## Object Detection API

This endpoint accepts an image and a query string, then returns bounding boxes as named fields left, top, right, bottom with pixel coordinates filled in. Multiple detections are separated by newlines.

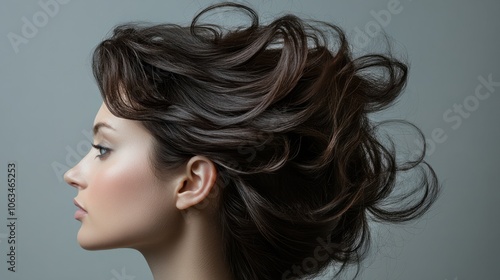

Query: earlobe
left=175, top=156, right=217, bottom=210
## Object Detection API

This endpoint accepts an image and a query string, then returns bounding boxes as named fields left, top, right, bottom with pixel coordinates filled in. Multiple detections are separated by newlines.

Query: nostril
left=67, top=180, right=83, bottom=189
left=64, top=174, right=80, bottom=189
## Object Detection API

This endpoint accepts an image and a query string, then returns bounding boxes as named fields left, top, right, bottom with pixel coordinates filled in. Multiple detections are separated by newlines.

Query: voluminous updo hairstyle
left=91, top=2, right=440, bottom=279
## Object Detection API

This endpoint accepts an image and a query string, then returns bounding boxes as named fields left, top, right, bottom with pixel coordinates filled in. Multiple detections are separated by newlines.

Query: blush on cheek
left=96, top=158, right=153, bottom=206
left=100, top=149, right=160, bottom=209
left=80, top=158, right=160, bottom=249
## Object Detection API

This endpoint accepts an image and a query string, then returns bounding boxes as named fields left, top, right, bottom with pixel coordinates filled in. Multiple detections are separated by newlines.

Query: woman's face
left=64, top=103, right=182, bottom=250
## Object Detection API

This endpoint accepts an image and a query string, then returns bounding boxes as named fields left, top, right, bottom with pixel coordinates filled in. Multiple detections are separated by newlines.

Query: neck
left=139, top=212, right=233, bottom=280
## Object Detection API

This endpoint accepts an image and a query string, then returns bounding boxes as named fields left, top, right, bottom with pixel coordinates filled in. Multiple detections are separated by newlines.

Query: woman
left=64, top=2, right=440, bottom=280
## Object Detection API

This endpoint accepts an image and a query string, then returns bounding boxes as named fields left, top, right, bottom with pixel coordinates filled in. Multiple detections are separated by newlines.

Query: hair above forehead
left=91, top=2, right=440, bottom=280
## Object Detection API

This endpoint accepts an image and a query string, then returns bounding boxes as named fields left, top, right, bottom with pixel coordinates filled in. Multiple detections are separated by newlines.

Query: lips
left=74, top=199, right=88, bottom=220
left=74, top=199, right=87, bottom=212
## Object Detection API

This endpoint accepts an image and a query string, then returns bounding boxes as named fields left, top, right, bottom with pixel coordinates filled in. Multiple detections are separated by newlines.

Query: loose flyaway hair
left=92, top=2, right=440, bottom=279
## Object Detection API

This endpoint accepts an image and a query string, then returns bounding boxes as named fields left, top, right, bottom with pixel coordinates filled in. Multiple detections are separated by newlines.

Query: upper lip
left=74, top=199, right=87, bottom=212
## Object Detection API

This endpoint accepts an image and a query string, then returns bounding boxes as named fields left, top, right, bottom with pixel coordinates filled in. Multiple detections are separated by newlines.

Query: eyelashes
left=91, top=144, right=112, bottom=159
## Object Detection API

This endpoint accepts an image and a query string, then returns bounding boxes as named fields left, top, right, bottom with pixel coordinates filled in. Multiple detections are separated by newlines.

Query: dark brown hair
left=92, top=2, right=440, bottom=279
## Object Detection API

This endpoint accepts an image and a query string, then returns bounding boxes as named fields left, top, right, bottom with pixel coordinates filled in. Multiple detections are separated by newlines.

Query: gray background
left=1, top=0, right=499, bottom=279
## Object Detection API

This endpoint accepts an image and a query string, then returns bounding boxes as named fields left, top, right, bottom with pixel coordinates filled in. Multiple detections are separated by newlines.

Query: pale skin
left=64, top=103, right=233, bottom=280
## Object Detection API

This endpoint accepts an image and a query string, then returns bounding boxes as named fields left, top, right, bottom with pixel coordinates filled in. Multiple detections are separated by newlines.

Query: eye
left=91, top=144, right=111, bottom=159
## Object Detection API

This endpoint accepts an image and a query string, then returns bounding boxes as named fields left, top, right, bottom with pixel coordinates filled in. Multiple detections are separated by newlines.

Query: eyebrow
left=93, top=122, right=116, bottom=136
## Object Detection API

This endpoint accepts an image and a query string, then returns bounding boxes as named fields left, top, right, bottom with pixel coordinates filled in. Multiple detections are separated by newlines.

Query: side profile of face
left=64, top=103, right=183, bottom=251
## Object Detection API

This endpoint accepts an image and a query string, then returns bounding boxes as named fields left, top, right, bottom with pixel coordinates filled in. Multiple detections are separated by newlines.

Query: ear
left=175, top=156, right=217, bottom=210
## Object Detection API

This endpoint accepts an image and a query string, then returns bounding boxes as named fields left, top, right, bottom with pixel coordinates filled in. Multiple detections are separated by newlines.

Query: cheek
left=86, top=152, right=176, bottom=242
left=92, top=156, right=159, bottom=220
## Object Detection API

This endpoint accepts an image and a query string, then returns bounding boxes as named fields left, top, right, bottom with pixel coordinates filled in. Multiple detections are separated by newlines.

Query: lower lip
left=74, top=209, right=87, bottom=220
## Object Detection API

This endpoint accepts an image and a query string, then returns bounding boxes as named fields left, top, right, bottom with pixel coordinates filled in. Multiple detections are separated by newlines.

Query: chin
left=77, top=229, right=146, bottom=251
left=77, top=230, right=119, bottom=251
left=77, top=236, right=109, bottom=251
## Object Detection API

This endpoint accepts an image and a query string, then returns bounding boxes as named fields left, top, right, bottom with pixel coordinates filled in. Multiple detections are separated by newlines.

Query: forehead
left=93, top=103, right=119, bottom=130
left=93, top=103, right=150, bottom=140
left=94, top=103, right=114, bottom=121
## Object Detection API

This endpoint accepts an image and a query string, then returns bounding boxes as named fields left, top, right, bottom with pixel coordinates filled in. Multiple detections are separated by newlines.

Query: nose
left=64, top=162, right=86, bottom=190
